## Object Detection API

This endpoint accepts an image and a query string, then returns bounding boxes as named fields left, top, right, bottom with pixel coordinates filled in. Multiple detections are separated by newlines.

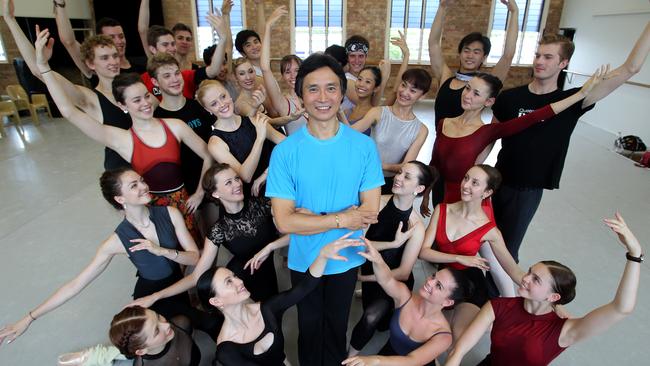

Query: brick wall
left=0, top=0, right=564, bottom=98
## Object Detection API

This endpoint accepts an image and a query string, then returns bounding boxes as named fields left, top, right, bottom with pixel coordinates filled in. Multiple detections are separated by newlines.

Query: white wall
left=560, top=0, right=650, bottom=143
left=0, top=0, right=91, bottom=19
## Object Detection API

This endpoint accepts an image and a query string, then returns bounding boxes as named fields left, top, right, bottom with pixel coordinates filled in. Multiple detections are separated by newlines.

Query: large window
left=488, top=0, right=547, bottom=65
left=194, top=0, right=245, bottom=59
left=294, top=0, right=344, bottom=59
left=387, top=0, right=439, bottom=64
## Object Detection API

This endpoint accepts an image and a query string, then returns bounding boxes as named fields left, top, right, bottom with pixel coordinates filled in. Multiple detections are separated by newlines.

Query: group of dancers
left=0, top=0, right=648, bottom=365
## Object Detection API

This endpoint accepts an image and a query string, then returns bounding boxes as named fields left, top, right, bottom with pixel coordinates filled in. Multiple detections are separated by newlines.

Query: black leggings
left=291, top=266, right=358, bottom=366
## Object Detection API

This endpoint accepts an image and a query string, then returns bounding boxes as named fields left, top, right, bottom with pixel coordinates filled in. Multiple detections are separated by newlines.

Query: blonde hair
left=195, top=79, right=227, bottom=108
left=233, top=57, right=251, bottom=71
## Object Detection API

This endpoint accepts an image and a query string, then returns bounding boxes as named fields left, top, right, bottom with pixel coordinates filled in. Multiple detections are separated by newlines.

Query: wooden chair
left=30, top=94, right=52, bottom=119
left=0, top=100, right=22, bottom=137
left=6, top=84, right=39, bottom=125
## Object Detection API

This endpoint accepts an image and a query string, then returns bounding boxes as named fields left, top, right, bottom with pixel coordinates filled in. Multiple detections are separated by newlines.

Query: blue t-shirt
left=266, top=123, right=384, bottom=274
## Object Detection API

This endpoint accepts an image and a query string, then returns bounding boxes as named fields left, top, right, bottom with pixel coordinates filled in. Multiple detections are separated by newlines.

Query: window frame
left=384, top=0, right=440, bottom=65
left=291, top=0, right=347, bottom=58
left=192, top=0, right=247, bottom=61
left=0, top=33, right=7, bottom=63
left=486, top=0, right=550, bottom=66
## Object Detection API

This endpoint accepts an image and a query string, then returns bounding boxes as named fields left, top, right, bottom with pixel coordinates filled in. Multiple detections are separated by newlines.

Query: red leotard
left=489, top=297, right=567, bottom=366
left=130, top=119, right=183, bottom=192
left=434, top=203, right=495, bottom=270
left=431, top=105, right=555, bottom=203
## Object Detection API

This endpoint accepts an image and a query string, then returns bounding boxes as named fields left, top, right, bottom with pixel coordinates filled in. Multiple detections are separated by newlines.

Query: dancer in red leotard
left=419, top=165, right=522, bottom=340
left=420, top=69, right=606, bottom=216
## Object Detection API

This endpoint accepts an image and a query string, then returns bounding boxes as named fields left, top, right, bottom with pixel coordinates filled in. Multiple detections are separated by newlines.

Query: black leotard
left=210, top=116, right=275, bottom=196
left=216, top=271, right=320, bottom=365
left=93, top=89, right=132, bottom=170
left=433, top=77, right=464, bottom=129
left=350, top=197, right=415, bottom=350
left=207, top=197, right=279, bottom=302
left=134, top=316, right=201, bottom=366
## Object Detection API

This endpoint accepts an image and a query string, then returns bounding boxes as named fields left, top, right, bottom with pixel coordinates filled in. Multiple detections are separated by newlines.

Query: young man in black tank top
left=489, top=24, right=650, bottom=294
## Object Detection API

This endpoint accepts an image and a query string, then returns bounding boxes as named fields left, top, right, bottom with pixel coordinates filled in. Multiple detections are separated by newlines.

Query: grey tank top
left=371, top=106, right=423, bottom=176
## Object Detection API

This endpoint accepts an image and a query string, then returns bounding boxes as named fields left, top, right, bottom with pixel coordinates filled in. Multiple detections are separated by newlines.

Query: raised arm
left=444, top=302, right=496, bottom=366
left=559, top=212, right=642, bottom=348
left=205, top=12, right=229, bottom=79
left=419, top=205, right=490, bottom=270
left=35, top=28, right=130, bottom=156
left=261, top=6, right=291, bottom=116
left=583, top=21, right=650, bottom=108
left=208, top=114, right=268, bottom=183
left=53, top=4, right=92, bottom=78
left=358, top=238, right=412, bottom=305
left=550, top=65, right=607, bottom=113
left=221, top=0, right=235, bottom=76
left=2, top=4, right=92, bottom=111
left=384, top=31, right=410, bottom=106
left=482, top=227, right=526, bottom=285
left=428, top=0, right=453, bottom=84
left=245, top=235, right=290, bottom=274
left=491, top=0, right=519, bottom=81
left=371, top=59, right=392, bottom=106
left=138, top=0, right=152, bottom=58
left=350, top=106, right=382, bottom=133
left=0, top=236, right=123, bottom=345
left=253, top=0, right=266, bottom=38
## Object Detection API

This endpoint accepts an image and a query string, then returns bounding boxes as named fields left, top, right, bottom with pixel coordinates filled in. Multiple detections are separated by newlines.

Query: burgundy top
left=430, top=105, right=555, bottom=203
left=490, top=297, right=567, bottom=366
left=434, top=203, right=495, bottom=270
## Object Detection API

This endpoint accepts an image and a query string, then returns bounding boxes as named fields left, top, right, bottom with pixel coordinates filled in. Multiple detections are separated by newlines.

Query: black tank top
left=363, top=197, right=413, bottom=271
left=93, top=89, right=132, bottom=170
left=433, top=77, right=465, bottom=129
left=115, top=206, right=180, bottom=280
left=211, top=116, right=275, bottom=191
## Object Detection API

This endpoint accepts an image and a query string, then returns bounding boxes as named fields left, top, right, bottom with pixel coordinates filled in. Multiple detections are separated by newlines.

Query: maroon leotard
left=430, top=105, right=555, bottom=203
left=434, top=203, right=495, bottom=270
left=130, top=119, right=183, bottom=192
left=489, top=297, right=567, bottom=366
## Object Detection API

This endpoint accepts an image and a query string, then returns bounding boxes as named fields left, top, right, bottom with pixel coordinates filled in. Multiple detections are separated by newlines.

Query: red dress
left=434, top=203, right=495, bottom=270
left=430, top=105, right=555, bottom=203
left=489, top=297, right=567, bottom=366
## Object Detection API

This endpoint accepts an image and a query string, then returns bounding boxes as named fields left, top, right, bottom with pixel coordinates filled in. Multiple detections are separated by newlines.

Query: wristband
left=28, top=311, right=36, bottom=321
left=40, top=69, right=52, bottom=74
left=626, top=252, right=644, bottom=263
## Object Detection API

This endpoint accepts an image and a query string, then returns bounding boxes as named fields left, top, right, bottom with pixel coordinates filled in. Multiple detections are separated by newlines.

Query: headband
left=346, top=42, right=369, bottom=55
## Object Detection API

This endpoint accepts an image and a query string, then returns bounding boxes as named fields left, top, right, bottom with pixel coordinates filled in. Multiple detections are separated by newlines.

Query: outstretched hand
left=244, top=244, right=273, bottom=274
left=457, top=255, right=490, bottom=271
left=319, top=232, right=364, bottom=262
left=221, top=0, right=233, bottom=16
left=267, top=6, right=288, bottom=27
left=603, top=212, right=642, bottom=256
left=390, top=30, right=409, bottom=56
left=0, top=316, right=32, bottom=346
left=392, top=221, right=416, bottom=248
left=206, top=11, right=227, bottom=38
left=34, top=25, right=55, bottom=69
left=579, top=64, right=609, bottom=96
left=501, top=0, right=519, bottom=12
left=356, top=237, right=383, bottom=264
left=125, top=294, right=158, bottom=309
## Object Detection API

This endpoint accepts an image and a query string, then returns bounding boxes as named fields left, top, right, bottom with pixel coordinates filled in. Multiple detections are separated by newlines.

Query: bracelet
left=626, top=252, right=644, bottom=263
left=335, top=214, right=340, bottom=228
left=40, top=69, right=52, bottom=74
left=173, top=250, right=179, bottom=259
left=28, top=311, right=36, bottom=321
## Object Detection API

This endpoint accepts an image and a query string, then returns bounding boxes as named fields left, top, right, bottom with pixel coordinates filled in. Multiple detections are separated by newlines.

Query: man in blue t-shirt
left=266, top=53, right=384, bottom=366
